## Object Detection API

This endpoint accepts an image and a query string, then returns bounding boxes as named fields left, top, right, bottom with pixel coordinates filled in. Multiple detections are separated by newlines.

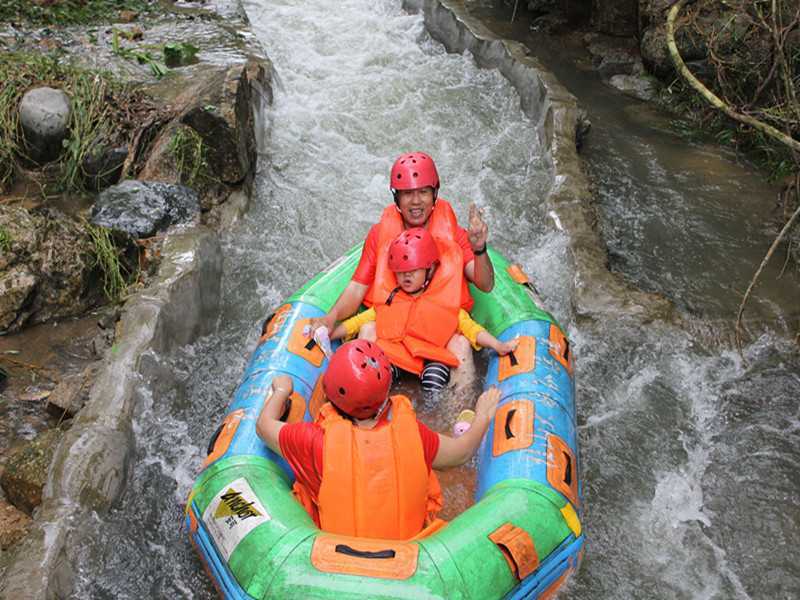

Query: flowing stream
left=70, top=1, right=800, bottom=598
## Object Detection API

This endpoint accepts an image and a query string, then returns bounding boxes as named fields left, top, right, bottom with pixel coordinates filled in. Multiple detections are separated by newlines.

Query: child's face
left=395, top=268, right=427, bottom=294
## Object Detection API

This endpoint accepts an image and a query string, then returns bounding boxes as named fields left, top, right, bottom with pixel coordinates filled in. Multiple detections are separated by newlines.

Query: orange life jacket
left=364, top=199, right=474, bottom=312
left=372, top=238, right=463, bottom=375
left=292, top=395, right=443, bottom=540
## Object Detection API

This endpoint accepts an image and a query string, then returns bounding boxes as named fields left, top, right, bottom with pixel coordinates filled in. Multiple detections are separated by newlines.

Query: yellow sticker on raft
left=203, top=477, right=270, bottom=561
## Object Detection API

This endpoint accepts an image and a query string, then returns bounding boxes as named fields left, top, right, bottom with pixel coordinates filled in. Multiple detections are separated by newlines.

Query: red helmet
left=389, top=152, right=440, bottom=191
left=387, top=227, right=439, bottom=272
left=323, top=340, right=392, bottom=419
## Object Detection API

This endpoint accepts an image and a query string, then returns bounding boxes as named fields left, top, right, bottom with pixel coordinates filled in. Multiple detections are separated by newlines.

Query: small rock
left=91, top=180, right=201, bottom=238
left=46, top=366, right=95, bottom=419
left=526, top=0, right=556, bottom=13
left=18, top=87, right=72, bottom=165
left=81, top=137, right=128, bottom=191
left=118, top=9, right=139, bottom=23
left=608, top=74, right=660, bottom=102
left=0, top=428, right=63, bottom=515
left=596, top=48, right=639, bottom=77
left=0, top=500, right=32, bottom=550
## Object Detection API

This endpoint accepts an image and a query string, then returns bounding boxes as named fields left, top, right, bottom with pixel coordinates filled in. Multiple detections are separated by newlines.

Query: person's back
left=256, top=340, right=500, bottom=540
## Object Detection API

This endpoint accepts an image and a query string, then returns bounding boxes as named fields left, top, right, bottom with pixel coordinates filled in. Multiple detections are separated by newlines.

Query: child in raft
left=256, top=340, right=501, bottom=540
left=328, top=227, right=518, bottom=393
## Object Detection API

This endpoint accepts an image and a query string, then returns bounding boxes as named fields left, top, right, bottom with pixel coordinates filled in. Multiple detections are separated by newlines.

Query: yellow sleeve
left=341, top=307, right=376, bottom=339
left=458, top=309, right=485, bottom=350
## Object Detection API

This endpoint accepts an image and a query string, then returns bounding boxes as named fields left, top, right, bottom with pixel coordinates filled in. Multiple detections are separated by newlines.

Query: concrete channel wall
left=404, top=0, right=674, bottom=323
left=1, top=1, right=669, bottom=597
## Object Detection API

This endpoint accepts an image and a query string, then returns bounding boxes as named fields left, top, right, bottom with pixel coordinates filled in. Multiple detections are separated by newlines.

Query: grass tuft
left=0, top=226, right=11, bottom=252
left=84, top=222, right=132, bottom=303
left=168, top=126, right=215, bottom=189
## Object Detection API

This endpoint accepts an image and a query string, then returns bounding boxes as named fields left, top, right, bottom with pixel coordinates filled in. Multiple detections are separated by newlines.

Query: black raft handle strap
left=504, top=408, right=517, bottom=439
left=261, top=311, right=276, bottom=335
left=335, top=544, right=396, bottom=560
left=207, top=423, right=224, bottom=455
left=508, top=350, right=519, bottom=367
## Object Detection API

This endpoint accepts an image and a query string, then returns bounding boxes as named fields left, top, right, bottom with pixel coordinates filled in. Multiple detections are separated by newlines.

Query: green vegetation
left=0, top=226, right=11, bottom=252
left=168, top=125, right=215, bottom=188
left=84, top=222, right=133, bottom=303
left=163, top=42, right=200, bottom=68
left=0, top=52, right=162, bottom=195
left=663, top=0, right=800, bottom=182
left=0, top=0, right=154, bottom=26
left=660, top=81, right=797, bottom=182
left=0, top=53, right=65, bottom=190
left=111, top=29, right=168, bottom=79
left=0, top=52, right=119, bottom=193
left=59, top=71, right=112, bottom=192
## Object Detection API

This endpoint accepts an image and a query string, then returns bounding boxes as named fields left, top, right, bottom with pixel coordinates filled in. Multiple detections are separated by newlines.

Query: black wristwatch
left=474, top=244, right=487, bottom=256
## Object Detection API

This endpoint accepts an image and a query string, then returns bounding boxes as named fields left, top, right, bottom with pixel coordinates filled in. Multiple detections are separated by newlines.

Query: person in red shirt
left=256, top=340, right=500, bottom=540
left=308, top=152, right=495, bottom=389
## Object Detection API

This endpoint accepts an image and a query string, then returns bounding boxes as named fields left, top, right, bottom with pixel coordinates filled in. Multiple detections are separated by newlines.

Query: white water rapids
left=70, top=1, right=800, bottom=598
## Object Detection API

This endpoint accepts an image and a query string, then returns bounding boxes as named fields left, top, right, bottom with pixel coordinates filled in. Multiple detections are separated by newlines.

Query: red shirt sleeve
left=455, top=226, right=475, bottom=265
left=351, top=224, right=380, bottom=285
left=278, top=422, right=325, bottom=497
left=416, top=421, right=440, bottom=472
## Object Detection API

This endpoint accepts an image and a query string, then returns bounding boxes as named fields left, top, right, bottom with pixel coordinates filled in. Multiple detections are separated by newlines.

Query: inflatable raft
left=185, top=245, right=583, bottom=599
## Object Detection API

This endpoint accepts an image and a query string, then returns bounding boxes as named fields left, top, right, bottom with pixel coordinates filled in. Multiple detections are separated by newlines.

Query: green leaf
left=149, top=60, right=168, bottom=78
left=163, top=42, right=199, bottom=67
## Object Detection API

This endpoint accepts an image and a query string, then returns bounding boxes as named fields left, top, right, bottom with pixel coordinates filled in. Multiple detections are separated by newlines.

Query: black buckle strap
left=335, top=544, right=396, bottom=560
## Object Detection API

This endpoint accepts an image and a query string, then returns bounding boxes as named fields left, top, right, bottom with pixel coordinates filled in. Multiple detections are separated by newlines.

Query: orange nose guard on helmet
left=388, top=227, right=439, bottom=272
left=322, top=340, right=393, bottom=419
left=390, top=152, right=440, bottom=192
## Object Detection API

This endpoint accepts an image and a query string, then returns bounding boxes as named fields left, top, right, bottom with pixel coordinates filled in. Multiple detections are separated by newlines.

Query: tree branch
left=667, top=0, right=800, bottom=152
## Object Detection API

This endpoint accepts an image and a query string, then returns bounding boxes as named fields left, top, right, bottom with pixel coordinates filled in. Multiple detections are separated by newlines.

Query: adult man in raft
left=256, top=340, right=501, bottom=540
left=309, top=152, right=495, bottom=384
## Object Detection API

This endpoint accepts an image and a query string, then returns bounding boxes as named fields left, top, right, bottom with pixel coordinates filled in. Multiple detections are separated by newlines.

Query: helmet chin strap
left=422, top=264, right=437, bottom=290
left=372, top=395, right=391, bottom=421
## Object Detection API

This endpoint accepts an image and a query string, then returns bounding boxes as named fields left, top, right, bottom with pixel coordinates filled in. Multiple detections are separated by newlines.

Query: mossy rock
left=0, top=428, right=63, bottom=515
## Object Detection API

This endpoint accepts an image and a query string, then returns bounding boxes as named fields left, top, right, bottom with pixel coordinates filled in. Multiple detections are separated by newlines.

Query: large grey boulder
left=18, top=87, right=71, bottom=165
left=91, top=180, right=200, bottom=238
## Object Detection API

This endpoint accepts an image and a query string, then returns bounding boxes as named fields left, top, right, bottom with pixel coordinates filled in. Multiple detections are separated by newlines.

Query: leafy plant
left=163, top=42, right=199, bottom=68
left=111, top=29, right=168, bottom=79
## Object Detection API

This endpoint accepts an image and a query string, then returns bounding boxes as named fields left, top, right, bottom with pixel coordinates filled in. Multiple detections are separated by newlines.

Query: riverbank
left=0, top=0, right=272, bottom=595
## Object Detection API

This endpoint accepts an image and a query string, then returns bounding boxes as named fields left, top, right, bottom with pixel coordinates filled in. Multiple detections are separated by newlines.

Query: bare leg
left=357, top=321, right=377, bottom=341
left=446, top=334, right=476, bottom=392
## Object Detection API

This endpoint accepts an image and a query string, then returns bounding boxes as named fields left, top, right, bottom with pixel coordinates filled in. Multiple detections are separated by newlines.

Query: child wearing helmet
left=307, top=152, right=495, bottom=387
left=328, top=228, right=517, bottom=392
left=256, top=340, right=501, bottom=540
